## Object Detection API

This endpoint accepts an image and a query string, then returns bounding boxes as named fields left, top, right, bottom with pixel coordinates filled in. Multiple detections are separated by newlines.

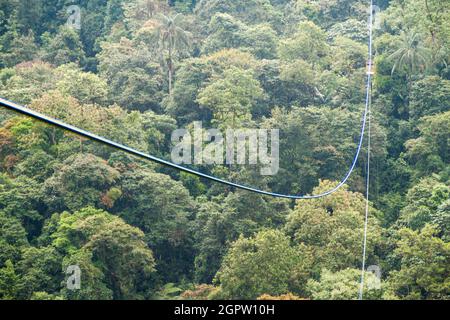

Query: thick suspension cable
left=0, top=92, right=368, bottom=200
left=0, top=2, right=374, bottom=200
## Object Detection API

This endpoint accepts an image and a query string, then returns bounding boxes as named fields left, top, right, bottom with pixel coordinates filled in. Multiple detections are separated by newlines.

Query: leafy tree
left=278, top=21, right=328, bottom=66
left=163, top=57, right=212, bottom=124
left=0, top=61, right=57, bottom=104
left=384, top=225, right=450, bottom=300
left=215, top=229, right=308, bottom=299
left=192, top=191, right=291, bottom=283
left=331, top=36, right=366, bottom=77
left=262, top=107, right=386, bottom=195
left=389, top=30, right=432, bottom=76
left=113, top=168, right=194, bottom=282
left=13, top=150, right=55, bottom=183
left=0, top=211, right=28, bottom=266
left=404, top=111, right=450, bottom=178
left=49, top=207, right=156, bottom=299
left=278, top=59, right=319, bottom=106
left=288, top=0, right=367, bottom=29
left=104, top=0, right=127, bottom=31
left=202, top=13, right=278, bottom=59
left=197, top=67, right=265, bottom=127
left=241, top=23, right=278, bottom=59
left=165, top=48, right=259, bottom=123
left=307, top=268, right=383, bottom=300
left=60, top=249, right=112, bottom=300
left=140, top=110, right=178, bottom=156
left=285, top=181, right=383, bottom=274
left=0, top=174, right=43, bottom=237
left=202, top=13, right=246, bottom=55
left=181, top=284, right=220, bottom=300
left=15, top=246, right=62, bottom=299
left=327, top=19, right=368, bottom=43
left=180, top=172, right=206, bottom=197
left=432, top=200, right=450, bottom=241
left=42, top=154, right=120, bottom=212
left=0, top=31, right=38, bottom=67
left=30, top=292, right=64, bottom=300
left=0, top=260, right=18, bottom=299
left=388, top=30, right=432, bottom=105
left=55, top=64, right=108, bottom=105
left=41, top=26, right=86, bottom=67
left=194, top=0, right=280, bottom=27
left=398, top=176, right=449, bottom=231
left=98, top=38, right=165, bottom=111
left=152, top=13, right=191, bottom=95
left=0, top=0, right=448, bottom=301
left=409, top=76, right=450, bottom=120
left=257, top=293, right=304, bottom=300
left=123, top=0, right=169, bottom=32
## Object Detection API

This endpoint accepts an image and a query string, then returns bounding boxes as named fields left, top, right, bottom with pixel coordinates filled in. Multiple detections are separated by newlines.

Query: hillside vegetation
left=0, top=0, right=449, bottom=300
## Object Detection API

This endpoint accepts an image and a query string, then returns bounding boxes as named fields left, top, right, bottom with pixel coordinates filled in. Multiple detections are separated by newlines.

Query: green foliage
left=409, top=76, right=450, bottom=120
left=15, top=246, right=62, bottom=299
left=113, top=168, right=194, bottom=282
left=180, top=172, right=206, bottom=197
left=399, top=176, right=449, bottom=231
left=404, top=111, right=450, bottom=178
left=42, top=154, right=120, bottom=212
left=0, top=0, right=448, bottom=301
left=327, top=19, right=368, bottom=43
left=98, top=38, right=165, bottom=111
left=307, top=268, right=383, bottom=300
left=215, top=229, right=305, bottom=299
left=278, top=21, right=328, bottom=65
left=52, top=207, right=156, bottom=300
left=0, top=211, right=28, bottom=266
left=263, top=107, right=386, bottom=195
left=193, top=192, right=291, bottom=283
left=0, top=31, right=38, bottom=68
left=0, top=174, right=42, bottom=236
left=0, top=260, right=18, bottom=299
left=202, top=14, right=278, bottom=59
left=197, top=67, right=265, bottom=127
left=55, top=64, right=108, bottom=105
left=154, top=282, right=184, bottom=300
left=152, top=13, right=192, bottom=95
left=0, top=61, right=57, bottom=104
left=384, top=225, right=450, bottom=300
left=285, top=181, right=383, bottom=273
left=389, top=30, right=432, bottom=77
left=41, top=26, right=86, bottom=67
left=195, top=0, right=280, bottom=27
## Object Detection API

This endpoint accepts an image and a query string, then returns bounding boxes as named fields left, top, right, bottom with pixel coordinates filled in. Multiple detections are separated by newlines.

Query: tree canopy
left=0, top=0, right=448, bottom=301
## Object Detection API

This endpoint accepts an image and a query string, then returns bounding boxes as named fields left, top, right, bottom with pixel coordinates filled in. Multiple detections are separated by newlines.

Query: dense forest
left=0, top=0, right=448, bottom=300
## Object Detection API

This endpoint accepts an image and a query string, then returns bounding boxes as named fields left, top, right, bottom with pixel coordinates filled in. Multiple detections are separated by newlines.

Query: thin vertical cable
left=358, top=0, right=374, bottom=300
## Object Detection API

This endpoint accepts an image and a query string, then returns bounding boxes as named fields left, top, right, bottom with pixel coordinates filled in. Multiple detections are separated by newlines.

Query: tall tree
left=389, top=30, right=433, bottom=107
left=153, top=13, right=191, bottom=95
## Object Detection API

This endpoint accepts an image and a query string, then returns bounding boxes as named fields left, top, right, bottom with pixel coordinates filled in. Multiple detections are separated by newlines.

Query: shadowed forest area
left=0, top=0, right=448, bottom=300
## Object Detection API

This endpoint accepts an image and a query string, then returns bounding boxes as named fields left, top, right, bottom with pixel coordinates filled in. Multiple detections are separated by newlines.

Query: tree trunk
left=168, top=44, right=173, bottom=96
left=168, top=65, right=173, bottom=96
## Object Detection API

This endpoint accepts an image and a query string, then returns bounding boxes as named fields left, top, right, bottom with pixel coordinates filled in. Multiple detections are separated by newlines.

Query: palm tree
left=389, top=30, right=432, bottom=107
left=154, top=13, right=191, bottom=96
left=389, top=30, right=432, bottom=76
